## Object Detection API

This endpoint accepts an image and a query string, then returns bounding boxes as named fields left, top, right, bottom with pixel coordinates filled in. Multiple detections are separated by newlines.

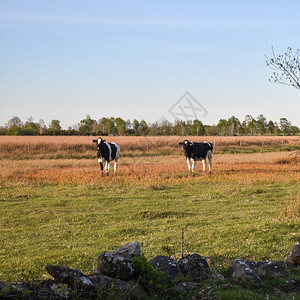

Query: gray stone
left=113, top=241, right=142, bottom=258
left=50, top=282, right=71, bottom=299
left=257, top=261, right=288, bottom=278
left=231, top=259, right=265, bottom=287
left=177, top=253, right=211, bottom=280
left=149, top=256, right=181, bottom=278
left=89, top=273, right=147, bottom=299
left=210, top=273, right=225, bottom=282
left=46, top=264, right=95, bottom=295
left=46, top=265, right=85, bottom=284
left=97, top=251, right=134, bottom=280
left=245, top=260, right=267, bottom=271
left=34, top=280, right=69, bottom=300
left=286, top=240, right=300, bottom=266
left=285, top=279, right=300, bottom=293
left=71, top=275, right=95, bottom=290
left=172, top=282, right=198, bottom=295
left=0, top=279, right=73, bottom=300
left=0, top=282, right=33, bottom=298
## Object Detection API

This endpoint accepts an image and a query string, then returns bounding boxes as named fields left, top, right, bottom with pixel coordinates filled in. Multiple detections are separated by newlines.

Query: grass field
left=0, top=136, right=299, bottom=283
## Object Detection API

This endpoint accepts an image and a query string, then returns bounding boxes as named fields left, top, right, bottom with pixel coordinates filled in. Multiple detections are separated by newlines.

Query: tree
left=6, top=116, right=23, bottom=135
left=191, top=119, right=205, bottom=135
left=97, top=117, right=116, bottom=135
left=6, top=116, right=22, bottom=128
left=0, top=126, right=6, bottom=135
left=205, top=125, right=218, bottom=136
left=267, top=120, right=276, bottom=135
left=266, top=47, right=300, bottom=89
left=173, top=120, right=187, bottom=136
left=279, top=117, right=291, bottom=136
left=133, top=119, right=140, bottom=133
left=108, top=117, right=117, bottom=135
left=48, top=119, right=61, bottom=135
left=159, top=120, right=172, bottom=135
left=115, top=117, right=127, bottom=135
left=217, top=119, right=228, bottom=136
left=243, top=115, right=257, bottom=136
left=273, top=122, right=280, bottom=135
left=125, top=119, right=133, bottom=135
left=38, top=119, right=46, bottom=135
left=290, top=125, right=300, bottom=135
left=78, top=115, right=97, bottom=135
left=98, top=117, right=109, bottom=135
left=227, top=116, right=241, bottom=136
left=139, top=120, right=149, bottom=135
left=23, top=117, right=39, bottom=135
left=256, top=114, right=267, bottom=135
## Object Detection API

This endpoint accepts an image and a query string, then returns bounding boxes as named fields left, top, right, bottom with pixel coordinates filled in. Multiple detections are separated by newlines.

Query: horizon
left=1, top=113, right=299, bottom=129
left=1, top=113, right=299, bottom=137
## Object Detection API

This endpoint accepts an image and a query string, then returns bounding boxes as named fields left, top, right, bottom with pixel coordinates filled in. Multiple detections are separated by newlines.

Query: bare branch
left=266, top=47, right=300, bottom=89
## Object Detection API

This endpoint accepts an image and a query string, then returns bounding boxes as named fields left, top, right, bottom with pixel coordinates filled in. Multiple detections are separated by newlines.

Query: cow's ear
left=92, top=140, right=97, bottom=143
left=103, top=140, right=106, bottom=143
left=190, top=143, right=193, bottom=146
left=179, top=142, right=183, bottom=145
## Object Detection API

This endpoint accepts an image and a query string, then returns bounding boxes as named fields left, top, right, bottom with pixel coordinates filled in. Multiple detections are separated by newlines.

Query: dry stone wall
left=1, top=240, right=300, bottom=299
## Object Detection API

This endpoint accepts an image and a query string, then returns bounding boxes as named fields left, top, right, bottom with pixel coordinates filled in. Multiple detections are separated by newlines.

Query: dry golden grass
left=1, top=135, right=298, bottom=190
left=1, top=152, right=299, bottom=188
left=0, top=135, right=299, bottom=159
left=0, top=135, right=298, bottom=145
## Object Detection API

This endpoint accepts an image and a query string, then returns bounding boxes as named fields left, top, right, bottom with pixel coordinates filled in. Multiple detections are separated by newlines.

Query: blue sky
left=1, top=0, right=299, bottom=129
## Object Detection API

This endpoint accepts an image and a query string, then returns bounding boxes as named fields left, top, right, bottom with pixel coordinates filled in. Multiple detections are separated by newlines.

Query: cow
left=179, top=140, right=213, bottom=174
left=92, top=137, right=121, bottom=175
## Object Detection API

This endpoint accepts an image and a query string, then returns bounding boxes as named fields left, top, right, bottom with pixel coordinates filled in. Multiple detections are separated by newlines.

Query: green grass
left=0, top=178, right=299, bottom=281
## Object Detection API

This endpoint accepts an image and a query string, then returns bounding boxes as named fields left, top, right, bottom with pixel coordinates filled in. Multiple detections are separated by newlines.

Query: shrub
left=131, top=254, right=171, bottom=298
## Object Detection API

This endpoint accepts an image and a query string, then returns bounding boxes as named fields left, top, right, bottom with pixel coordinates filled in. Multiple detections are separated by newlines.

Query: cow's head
left=179, top=140, right=193, bottom=154
left=92, top=137, right=106, bottom=149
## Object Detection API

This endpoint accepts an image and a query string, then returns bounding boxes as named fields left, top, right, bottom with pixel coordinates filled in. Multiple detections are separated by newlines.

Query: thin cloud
left=1, top=12, right=293, bottom=33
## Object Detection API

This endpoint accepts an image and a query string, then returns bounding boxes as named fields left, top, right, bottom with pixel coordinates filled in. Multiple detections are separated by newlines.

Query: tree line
left=0, top=115, right=299, bottom=136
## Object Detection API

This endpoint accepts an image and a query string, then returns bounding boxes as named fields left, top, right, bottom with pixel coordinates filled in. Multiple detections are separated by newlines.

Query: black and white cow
left=92, top=137, right=121, bottom=175
left=179, top=140, right=213, bottom=174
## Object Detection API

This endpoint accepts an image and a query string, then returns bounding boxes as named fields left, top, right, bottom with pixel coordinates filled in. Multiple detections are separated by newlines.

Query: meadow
left=0, top=136, right=299, bottom=282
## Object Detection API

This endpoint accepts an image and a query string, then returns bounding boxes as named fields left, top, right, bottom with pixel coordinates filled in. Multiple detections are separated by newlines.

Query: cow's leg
left=98, top=158, right=104, bottom=175
left=105, top=161, right=110, bottom=175
left=114, top=157, right=118, bottom=174
left=202, top=158, right=206, bottom=172
left=191, top=159, right=196, bottom=174
left=207, top=150, right=212, bottom=174
left=186, top=157, right=191, bottom=172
